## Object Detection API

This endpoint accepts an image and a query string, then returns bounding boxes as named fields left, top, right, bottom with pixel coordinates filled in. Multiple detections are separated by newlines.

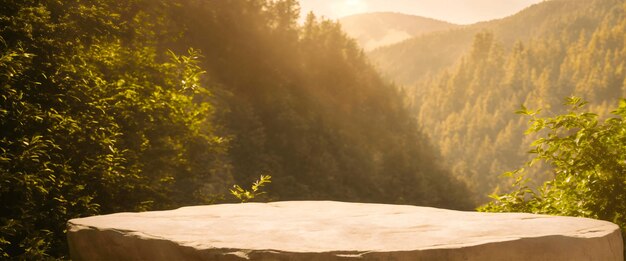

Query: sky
left=298, top=0, right=545, bottom=25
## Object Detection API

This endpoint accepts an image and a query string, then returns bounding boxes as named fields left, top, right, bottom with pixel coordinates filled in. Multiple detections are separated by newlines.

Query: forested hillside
left=0, top=0, right=471, bottom=258
left=368, top=0, right=626, bottom=201
left=339, top=12, right=458, bottom=51
left=166, top=1, right=470, bottom=207
left=368, top=0, right=597, bottom=86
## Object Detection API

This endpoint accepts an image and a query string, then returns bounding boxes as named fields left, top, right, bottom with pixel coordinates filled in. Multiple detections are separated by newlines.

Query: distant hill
left=339, top=12, right=458, bottom=51
left=368, top=0, right=598, bottom=86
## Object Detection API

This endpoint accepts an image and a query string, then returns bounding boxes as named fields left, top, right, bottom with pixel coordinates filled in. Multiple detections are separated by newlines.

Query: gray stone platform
left=67, top=201, right=623, bottom=260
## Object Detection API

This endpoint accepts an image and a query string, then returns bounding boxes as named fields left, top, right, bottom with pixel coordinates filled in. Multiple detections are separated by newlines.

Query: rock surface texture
left=67, top=201, right=623, bottom=260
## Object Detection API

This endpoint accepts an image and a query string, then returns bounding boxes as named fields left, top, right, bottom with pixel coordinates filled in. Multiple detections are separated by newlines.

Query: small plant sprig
left=230, top=175, right=272, bottom=203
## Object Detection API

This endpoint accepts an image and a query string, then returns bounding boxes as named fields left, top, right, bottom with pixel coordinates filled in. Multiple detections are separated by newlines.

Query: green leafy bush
left=480, top=97, right=626, bottom=247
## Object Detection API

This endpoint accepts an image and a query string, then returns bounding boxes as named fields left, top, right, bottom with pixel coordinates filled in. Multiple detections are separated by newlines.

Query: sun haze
left=299, top=0, right=544, bottom=24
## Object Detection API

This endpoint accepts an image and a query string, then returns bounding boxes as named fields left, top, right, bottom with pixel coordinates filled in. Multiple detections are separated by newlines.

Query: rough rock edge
left=67, top=220, right=624, bottom=261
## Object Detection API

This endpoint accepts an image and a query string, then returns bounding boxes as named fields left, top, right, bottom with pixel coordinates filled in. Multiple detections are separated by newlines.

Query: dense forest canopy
left=0, top=0, right=471, bottom=258
left=167, top=0, right=470, bottom=206
left=369, top=0, right=626, bottom=202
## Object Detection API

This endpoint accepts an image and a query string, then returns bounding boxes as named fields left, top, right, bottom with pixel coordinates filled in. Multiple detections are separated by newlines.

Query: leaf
left=515, top=104, right=528, bottom=115
left=229, top=175, right=272, bottom=203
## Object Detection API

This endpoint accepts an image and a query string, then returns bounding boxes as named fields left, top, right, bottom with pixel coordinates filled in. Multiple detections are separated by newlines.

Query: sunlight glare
left=330, top=0, right=369, bottom=18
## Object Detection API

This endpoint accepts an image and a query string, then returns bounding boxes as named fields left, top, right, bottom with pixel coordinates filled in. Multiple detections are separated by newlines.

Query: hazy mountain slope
left=339, top=12, right=458, bottom=51
left=366, top=0, right=625, bottom=202
left=166, top=2, right=473, bottom=209
left=369, top=0, right=599, bottom=86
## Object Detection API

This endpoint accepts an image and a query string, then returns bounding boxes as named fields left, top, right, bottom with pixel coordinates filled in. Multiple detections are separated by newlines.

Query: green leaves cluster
left=480, top=97, right=626, bottom=237
left=230, top=175, right=272, bottom=203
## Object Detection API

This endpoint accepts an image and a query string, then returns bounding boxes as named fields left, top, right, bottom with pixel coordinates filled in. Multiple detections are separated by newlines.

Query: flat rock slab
left=67, top=201, right=623, bottom=260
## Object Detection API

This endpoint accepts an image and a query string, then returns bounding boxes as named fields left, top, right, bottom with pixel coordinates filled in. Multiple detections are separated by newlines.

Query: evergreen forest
left=370, top=0, right=626, bottom=202
left=0, top=0, right=470, bottom=258
left=2, top=0, right=626, bottom=258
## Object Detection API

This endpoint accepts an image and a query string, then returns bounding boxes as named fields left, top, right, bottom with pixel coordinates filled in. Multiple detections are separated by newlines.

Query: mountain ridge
left=339, top=12, right=459, bottom=51
left=368, top=0, right=596, bottom=86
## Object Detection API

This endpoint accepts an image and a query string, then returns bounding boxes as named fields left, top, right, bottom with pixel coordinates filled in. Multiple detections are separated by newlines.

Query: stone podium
left=67, top=201, right=623, bottom=260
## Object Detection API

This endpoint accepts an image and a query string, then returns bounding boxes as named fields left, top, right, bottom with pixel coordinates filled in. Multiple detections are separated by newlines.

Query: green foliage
left=230, top=175, right=272, bottom=203
left=0, top=0, right=229, bottom=258
left=480, top=97, right=626, bottom=239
